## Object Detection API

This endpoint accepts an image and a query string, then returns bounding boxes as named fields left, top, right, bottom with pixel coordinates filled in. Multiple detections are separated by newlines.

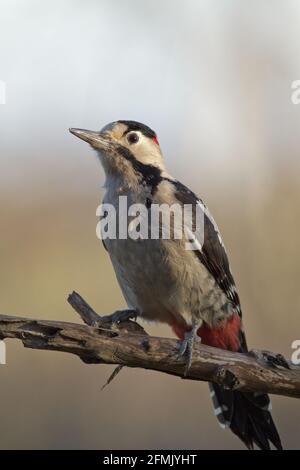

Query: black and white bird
left=70, top=120, right=282, bottom=450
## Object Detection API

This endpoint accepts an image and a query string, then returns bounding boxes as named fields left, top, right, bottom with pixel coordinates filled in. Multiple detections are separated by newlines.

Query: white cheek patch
left=132, top=139, right=164, bottom=169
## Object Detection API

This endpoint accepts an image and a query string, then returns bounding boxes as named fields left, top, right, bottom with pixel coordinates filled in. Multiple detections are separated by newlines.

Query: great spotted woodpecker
left=70, top=120, right=282, bottom=450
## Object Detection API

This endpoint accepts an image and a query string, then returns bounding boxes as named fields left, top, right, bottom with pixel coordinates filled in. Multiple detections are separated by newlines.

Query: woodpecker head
left=69, top=121, right=166, bottom=182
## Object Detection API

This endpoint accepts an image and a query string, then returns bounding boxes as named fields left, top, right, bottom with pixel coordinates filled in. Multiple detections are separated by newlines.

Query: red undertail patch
left=171, top=314, right=241, bottom=352
left=171, top=322, right=191, bottom=340
left=197, top=314, right=241, bottom=352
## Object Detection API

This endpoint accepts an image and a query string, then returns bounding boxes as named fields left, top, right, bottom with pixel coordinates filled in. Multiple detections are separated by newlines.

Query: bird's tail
left=209, top=383, right=282, bottom=450
left=198, top=317, right=282, bottom=450
left=172, top=314, right=282, bottom=449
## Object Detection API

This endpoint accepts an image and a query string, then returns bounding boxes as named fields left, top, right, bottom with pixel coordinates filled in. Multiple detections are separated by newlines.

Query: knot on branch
left=215, top=366, right=241, bottom=390
left=249, top=349, right=291, bottom=370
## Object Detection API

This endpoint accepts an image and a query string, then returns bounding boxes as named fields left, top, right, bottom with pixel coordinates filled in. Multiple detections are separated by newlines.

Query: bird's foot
left=177, top=321, right=202, bottom=376
left=101, top=309, right=137, bottom=324
left=93, top=309, right=138, bottom=328
left=250, top=349, right=290, bottom=369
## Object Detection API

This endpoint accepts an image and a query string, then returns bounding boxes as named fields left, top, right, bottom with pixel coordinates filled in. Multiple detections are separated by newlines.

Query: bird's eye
left=127, top=132, right=139, bottom=144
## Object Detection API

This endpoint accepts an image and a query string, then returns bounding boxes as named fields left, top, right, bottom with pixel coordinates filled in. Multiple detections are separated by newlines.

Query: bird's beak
left=69, top=128, right=111, bottom=149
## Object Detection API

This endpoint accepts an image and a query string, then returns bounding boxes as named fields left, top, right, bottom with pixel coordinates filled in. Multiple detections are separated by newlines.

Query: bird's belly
left=106, top=237, right=229, bottom=328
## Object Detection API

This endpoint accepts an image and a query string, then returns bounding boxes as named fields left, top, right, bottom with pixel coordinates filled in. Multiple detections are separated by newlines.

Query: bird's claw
left=176, top=329, right=201, bottom=376
left=99, top=309, right=137, bottom=327
left=250, top=349, right=290, bottom=369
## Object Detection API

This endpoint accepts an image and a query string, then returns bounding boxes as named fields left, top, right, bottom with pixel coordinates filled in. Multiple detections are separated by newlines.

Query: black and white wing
left=169, top=179, right=242, bottom=317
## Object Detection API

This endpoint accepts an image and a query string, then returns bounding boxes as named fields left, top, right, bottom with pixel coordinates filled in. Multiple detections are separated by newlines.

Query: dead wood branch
left=0, top=291, right=299, bottom=398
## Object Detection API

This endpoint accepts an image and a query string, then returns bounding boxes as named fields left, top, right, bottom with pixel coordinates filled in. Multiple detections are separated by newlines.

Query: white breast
left=101, top=178, right=230, bottom=329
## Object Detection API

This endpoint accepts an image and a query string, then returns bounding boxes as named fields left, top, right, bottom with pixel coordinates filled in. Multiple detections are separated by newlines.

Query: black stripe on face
left=116, top=145, right=162, bottom=194
left=118, top=120, right=156, bottom=139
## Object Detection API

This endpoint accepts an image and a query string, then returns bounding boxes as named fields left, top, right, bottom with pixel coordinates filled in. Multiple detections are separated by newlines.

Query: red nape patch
left=197, top=314, right=241, bottom=352
left=153, top=136, right=159, bottom=145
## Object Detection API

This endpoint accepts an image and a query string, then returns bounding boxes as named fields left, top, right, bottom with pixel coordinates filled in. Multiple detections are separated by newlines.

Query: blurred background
left=0, top=0, right=299, bottom=450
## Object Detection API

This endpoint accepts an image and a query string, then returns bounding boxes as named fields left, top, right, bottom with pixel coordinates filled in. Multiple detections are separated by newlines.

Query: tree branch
left=0, top=291, right=299, bottom=398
